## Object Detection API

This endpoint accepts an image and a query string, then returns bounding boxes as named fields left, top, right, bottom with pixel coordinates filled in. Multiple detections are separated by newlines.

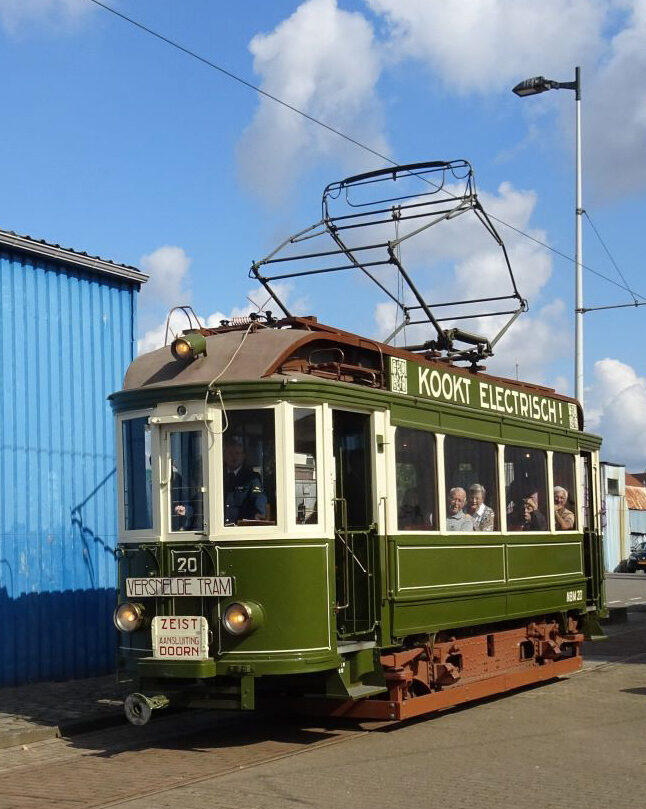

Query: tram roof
left=120, top=317, right=579, bottom=412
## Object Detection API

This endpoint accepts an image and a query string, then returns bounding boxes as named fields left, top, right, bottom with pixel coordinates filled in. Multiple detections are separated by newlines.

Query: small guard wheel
left=124, top=693, right=152, bottom=726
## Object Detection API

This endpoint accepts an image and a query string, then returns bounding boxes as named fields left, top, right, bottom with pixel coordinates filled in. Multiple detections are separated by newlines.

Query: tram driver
left=223, top=434, right=268, bottom=525
left=446, top=487, right=474, bottom=531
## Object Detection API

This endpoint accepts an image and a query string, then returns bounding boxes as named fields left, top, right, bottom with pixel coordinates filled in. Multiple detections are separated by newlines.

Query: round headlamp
left=222, top=601, right=263, bottom=637
left=171, top=331, right=207, bottom=361
left=113, top=602, right=144, bottom=633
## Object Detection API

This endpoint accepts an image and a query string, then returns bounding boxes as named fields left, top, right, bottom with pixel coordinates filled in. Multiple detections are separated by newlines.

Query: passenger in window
left=446, top=487, right=474, bottom=531
left=223, top=434, right=268, bottom=524
left=399, top=487, right=432, bottom=530
left=521, top=495, right=547, bottom=531
left=466, top=484, right=495, bottom=531
left=554, top=486, right=575, bottom=530
left=171, top=471, right=195, bottom=531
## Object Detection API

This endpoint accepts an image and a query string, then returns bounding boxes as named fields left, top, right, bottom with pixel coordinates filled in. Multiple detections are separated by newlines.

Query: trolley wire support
left=250, top=160, right=527, bottom=367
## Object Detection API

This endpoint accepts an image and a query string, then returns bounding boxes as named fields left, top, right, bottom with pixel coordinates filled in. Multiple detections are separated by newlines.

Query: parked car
left=627, top=543, right=646, bottom=573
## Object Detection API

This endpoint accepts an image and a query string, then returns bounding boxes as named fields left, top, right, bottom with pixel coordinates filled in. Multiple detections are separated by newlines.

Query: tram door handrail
left=334, top=496, right=377, bottom=639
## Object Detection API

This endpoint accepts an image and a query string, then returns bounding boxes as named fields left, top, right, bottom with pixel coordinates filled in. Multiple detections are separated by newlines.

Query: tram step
left=345, top=683, right=388, bottom=700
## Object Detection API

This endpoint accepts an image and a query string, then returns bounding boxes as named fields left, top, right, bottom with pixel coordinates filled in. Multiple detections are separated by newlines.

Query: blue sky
left=1, top=0, right=645, bottom=464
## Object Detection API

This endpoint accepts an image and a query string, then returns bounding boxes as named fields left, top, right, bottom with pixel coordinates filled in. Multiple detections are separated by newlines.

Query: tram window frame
left=504, top=446, right=549, bottom=533
left=443, top=435, right=499, bottom=533
left=291, top=406, right=321, bottom=529
left=394, top=426, right=438, bottom=533
left=120, top=413, right=154, bottom=535
left=220, top=406, right=279, bottom=531
left=552, top=451, right=578, bottom=531
left=167, top=426, right=208, bottom=535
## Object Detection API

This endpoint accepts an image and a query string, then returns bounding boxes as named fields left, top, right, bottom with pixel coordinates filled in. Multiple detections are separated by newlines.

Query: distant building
left=600, top=463, right=630, bottom=572
left=0, top=230, right=147, bottom=686
left=626, top=473, right=646, bottom=548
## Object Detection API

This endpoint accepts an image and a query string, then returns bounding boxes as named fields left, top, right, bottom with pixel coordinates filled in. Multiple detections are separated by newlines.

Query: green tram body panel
left=111, top=330, right=604, bottom=703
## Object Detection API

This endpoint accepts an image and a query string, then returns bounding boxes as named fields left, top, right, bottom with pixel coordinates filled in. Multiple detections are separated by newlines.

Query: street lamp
left=512, top=67, right=583, bottom=405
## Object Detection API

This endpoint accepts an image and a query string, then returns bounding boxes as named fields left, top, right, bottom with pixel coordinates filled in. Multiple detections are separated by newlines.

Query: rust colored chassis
left=326, top=654, right=581, bottom=721
left=301, top=621, right=584, bottom=721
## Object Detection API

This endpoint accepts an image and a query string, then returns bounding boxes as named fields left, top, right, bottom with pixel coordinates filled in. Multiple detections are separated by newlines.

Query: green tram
left=112, top=315, right=605, bottom=725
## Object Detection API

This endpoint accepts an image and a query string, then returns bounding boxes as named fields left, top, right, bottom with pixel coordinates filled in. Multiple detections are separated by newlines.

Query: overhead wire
left=87, top=0, right=644, bottom=304
left=583, top=210, right=638, bottom=304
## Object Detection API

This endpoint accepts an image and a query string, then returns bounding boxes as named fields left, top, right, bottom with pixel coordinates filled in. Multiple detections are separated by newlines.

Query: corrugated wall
left=0, top=248, right=136, bottom=685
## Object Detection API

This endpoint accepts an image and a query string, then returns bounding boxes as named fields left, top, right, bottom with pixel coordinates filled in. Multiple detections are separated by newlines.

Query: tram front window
left=223, top=410, right=276, bottom=526
left=170, top=431, right=204, bottom=532
left=122, top=417, right=152, bottom=531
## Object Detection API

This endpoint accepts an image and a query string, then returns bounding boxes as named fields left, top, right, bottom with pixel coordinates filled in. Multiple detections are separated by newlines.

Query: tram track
left=0, top=709, right=376, bottom=809
left=3, top=615, right=644, bottom=809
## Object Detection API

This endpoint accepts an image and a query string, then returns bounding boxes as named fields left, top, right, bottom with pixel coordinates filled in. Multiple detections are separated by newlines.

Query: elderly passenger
left=446, top=487, right=474, bottom=532
left=554, top=486, right=575, bottom=530
left=466, top=484, right=495, bottom=531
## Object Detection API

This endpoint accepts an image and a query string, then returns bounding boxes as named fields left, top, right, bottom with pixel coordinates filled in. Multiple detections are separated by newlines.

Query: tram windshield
left=122, top=417, right=152, bottom=531
left=223, top=409, right=276, bottom=526
left=169, top=431, right=204, bottom=532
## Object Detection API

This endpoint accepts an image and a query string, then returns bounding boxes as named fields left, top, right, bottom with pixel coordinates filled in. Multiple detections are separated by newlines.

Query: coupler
left=124, top=693, right=170, bottom=726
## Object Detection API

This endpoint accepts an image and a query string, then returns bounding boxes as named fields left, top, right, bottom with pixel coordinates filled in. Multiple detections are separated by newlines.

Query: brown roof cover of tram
left=121, top=318, right=579, bottom=412
left=123, top=328, right=308, bottom=390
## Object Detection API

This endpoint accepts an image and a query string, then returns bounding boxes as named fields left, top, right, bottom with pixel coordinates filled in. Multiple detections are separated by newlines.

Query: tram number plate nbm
left=565, top=589, right=583, bottom=603
left=152, top=616, right=209, bottom=660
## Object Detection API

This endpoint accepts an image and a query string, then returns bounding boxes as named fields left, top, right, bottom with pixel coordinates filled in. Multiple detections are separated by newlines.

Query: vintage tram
left=111, top=162, right=605, bottom=725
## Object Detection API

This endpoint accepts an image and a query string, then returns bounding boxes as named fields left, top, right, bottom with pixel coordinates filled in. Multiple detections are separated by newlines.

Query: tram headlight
left=222, top=601, right=264, bottom=637
left=170, top=331, right=207, bottom=361
left=113, top=602, right=144, bottom=633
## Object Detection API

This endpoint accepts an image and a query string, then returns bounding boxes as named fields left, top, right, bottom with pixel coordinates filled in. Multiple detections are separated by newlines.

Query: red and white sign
left=151, top=616, right=209, bottom=660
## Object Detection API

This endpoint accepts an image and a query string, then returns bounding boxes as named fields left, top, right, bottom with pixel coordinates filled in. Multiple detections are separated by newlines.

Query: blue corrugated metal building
left=0, top=230, right=147, bottom=686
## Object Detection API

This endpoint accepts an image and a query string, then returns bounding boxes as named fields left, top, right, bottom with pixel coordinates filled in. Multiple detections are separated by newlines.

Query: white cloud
left=372, top=179, right=570, bottom=388
left=139, top=246, right=192, bottom=310
left=0, top=0, right=88, bottom=32
left=586, top=0, right=646, bottom=194
left=587, top=358, right=646, bottom=466
left=237, top=0, right=388, bottom=201
left=365, top=0, right=606, bottom=94
left=137, top=281, right=305, bottom=355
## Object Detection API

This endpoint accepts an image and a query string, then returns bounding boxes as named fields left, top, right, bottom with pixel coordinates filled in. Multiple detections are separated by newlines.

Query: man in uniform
left=223, top=435, right=268, bottom=524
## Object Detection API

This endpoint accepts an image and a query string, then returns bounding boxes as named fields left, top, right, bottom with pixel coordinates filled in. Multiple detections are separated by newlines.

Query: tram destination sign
left=388, top=357, right=579, bottom=430
left=126, top=576, right=232, bottom=598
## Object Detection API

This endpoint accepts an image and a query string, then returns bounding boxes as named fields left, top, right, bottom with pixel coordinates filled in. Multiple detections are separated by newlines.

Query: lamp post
left=512, top=67, right=583, bottom=405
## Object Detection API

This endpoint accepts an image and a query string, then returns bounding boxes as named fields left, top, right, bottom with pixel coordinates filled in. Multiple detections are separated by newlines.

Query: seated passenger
left=223, top=435, right=268, bottom=524
left=554, top=486, right=575, bottom=530
left=521, top=495, right=547, bottom=531
left=446, top=487, right=474, bottom=532
left=466, top=483, right=495, bottom=531
left=399, top=487, right=424, bottom=529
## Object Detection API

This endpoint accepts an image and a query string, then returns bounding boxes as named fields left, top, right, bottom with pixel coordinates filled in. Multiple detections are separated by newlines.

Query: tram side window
left=553, top=452, right=577, bottom=530
left=122, top=417, right=152, bottom=531
left=444, top=436, right=498, bottom=532
left=223, top=410, right=276, bottom=527
left=504, top=446, right=548, bottom=532
left=294, top=408, right=318, bottom=525
left=395, top=427, right=437, bottom=531
left=170, top=431, right=204, bottom=532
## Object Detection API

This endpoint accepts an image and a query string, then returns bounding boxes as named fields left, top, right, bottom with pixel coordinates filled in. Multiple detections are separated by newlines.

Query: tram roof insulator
left=249, top=159, right=527, bottom=367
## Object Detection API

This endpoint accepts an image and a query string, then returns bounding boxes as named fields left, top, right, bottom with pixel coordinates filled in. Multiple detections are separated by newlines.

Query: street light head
left=512, top=76, right=553, bottom=97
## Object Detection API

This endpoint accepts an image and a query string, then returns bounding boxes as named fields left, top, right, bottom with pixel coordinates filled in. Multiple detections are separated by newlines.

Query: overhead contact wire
left=88, top=0, right=644, bottom=303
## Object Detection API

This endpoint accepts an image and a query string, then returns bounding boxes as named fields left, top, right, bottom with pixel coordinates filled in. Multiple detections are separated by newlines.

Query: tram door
left=332, top=410, right=377, bottom=639
left=581, top=451, right=605, bottom=610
